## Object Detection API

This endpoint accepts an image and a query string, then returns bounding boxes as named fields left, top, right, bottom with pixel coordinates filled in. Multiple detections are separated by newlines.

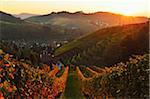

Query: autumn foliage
left=76, top=54, right=149, bottom=98
left=0, top=49, right=68, bottom=98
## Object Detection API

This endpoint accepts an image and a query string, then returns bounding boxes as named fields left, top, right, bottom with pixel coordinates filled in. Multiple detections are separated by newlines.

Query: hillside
left=0, top=11, right=22, bottom=23
left=0, top=11, right=148, bottom=42
left=0, top=11, right=81, bottom=41
left=26, top=11, right=148, bottom=36
left=54, top=22, right=149, bottom=66
left=1, top=49, right=148, bottom=98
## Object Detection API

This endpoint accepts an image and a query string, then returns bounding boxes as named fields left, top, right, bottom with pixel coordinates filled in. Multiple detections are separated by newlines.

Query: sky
left=0, top=0, right=149, bottom=17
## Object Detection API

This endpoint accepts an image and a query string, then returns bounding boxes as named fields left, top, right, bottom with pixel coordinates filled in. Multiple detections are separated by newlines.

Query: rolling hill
left=0, top=11, right=148, bottom=42
left=26, top=11, right=148, bottom=36
left=0, top=11, right=22, bottom=23
left=0, top=11, right=51, bottom=41
left=54, top=22, right=149, bottom=66
left=0, top=11, right=82, bottom=41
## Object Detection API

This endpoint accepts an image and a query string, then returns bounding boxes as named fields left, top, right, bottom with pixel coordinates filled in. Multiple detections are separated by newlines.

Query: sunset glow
left=0, top=0, right=149, bottom=17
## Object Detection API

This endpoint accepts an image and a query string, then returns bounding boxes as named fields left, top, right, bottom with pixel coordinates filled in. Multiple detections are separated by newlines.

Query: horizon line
left=1, top=10, right=149, bottom=18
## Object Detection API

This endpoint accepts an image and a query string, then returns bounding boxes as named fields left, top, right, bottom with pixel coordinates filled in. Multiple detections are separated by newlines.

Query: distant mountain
left=54, top=22, right=149, bottom=66
left=26, top=11, right=148, bottom=36
left=0, top=11, right=79, bottom=41
left=0, top=11, right=92, bottom=41
left=0, top=11, right=148, bottom=43
left=13, top=13, right=39, bottom=19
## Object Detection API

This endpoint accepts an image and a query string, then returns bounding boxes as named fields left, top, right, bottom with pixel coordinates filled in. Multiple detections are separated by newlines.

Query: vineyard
left=0, top=49, right=68, bottom=99
left=0, top=48, right=149, bottom=99
left=76, top=54, right=149, bottom=98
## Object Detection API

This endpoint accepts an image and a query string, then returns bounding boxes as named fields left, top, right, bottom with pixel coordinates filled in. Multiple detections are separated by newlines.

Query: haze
left=0, top=0, right=149, bottom=17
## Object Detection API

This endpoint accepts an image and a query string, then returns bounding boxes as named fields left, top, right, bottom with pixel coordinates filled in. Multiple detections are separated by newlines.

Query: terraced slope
left=55, top=22, right=149, bottom=66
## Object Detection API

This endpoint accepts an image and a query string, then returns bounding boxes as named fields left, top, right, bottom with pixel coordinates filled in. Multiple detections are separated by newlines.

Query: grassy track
left=63, top=70, right=85, bottom=99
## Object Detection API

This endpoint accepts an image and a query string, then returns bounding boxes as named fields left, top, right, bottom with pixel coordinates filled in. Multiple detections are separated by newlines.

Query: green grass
left=64, top=71, right=85, bottom=99
left=54, top=25, right=115, bottom=56
left=54, top=22, right=147, bottom=57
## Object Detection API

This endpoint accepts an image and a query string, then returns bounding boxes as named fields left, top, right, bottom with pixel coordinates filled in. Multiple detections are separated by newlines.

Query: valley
left=0, top=10, right=149, bottom=99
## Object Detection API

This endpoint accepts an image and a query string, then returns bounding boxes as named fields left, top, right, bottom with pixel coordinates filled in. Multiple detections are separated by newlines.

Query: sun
left=88, top=0, right=148, bottom=17
left=0, top=0, right=149, bottom=17
left=113, top=8, right=139, bottom=16
left=116, top=6, right=147, bottom=16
